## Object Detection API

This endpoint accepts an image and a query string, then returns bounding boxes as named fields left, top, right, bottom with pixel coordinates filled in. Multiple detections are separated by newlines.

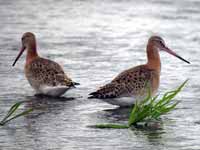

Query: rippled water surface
left=0, top=0, right=200, bottom=149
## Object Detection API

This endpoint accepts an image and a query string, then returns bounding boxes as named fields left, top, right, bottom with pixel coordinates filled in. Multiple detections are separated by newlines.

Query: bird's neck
left=26, top=44, right=39, bottom=65
left=146, top=44, right=161, bottom=72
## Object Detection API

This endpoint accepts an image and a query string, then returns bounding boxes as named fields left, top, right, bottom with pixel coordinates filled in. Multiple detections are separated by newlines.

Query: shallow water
left=0, top=0, right=200, bottom=149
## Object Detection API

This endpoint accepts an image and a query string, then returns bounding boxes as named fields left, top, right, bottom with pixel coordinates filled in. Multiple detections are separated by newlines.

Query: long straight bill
left=12, top=47, right=25, bottom=66
left=164, top=47, right=190, bottom=64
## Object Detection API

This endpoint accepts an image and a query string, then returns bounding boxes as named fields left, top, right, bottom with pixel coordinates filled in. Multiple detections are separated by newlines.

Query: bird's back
left=25, top=57, right=73, bottom=89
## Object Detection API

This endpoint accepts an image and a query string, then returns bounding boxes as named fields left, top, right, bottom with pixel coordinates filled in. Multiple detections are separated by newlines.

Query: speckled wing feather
left=89, top=82, right=126, bottom=99
left=89, top=65, right=154, bottom=99
left=25, top=57, right=76, bottom=88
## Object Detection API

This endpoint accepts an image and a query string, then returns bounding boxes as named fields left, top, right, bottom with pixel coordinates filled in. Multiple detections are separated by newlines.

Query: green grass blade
left=0, top=101, right=34, bottom=126
left=128, top=102, right=138, bottom=126
left=94, top=124, right=129, bottom=129
left=154, top=80, right=187, bottom=109
left=0, top=108, right=34, bottom=125
left=159, top=102, right=179, bottom=115
left=0, top=101, right=26, bottom=124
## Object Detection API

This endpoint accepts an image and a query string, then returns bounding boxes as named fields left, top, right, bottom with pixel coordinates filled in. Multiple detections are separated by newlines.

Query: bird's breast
left=151, top=71, right=160, bottom=95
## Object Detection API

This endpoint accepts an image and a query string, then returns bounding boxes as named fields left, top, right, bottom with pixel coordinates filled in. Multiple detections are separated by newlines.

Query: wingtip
left=88, top=95, right=95, bottom=99
left=88, top=92, right=98, bottom=99
left=73, top=82, right=80, bottom=86
left=69, top=82, right=80, bottom=88
left=89, top=92, right=96, bottom=95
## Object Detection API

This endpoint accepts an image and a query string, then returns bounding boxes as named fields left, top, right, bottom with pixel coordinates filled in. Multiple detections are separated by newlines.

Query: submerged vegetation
left=95, top=80, right=188, bottom=129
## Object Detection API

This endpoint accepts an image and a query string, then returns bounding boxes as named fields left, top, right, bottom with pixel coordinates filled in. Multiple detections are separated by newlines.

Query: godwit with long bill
left=89, top=36, right=190, bottom=107
left=12, top=32, right=79, bottom=97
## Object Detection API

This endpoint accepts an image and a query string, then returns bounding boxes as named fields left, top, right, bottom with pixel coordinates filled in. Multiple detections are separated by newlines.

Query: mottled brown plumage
left=13, top=32, right=78, bottom=97
left=89, top=66, right=158, bottom=99
left=25, top=57, right=74, bottom=89
left=89, top=36, right=190, bottom=106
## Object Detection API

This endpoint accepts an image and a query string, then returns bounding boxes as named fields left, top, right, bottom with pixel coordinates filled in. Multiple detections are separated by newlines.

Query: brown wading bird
left=89, top=36, right=190, bottom=107
left=12, top=32, right=79, bottom=97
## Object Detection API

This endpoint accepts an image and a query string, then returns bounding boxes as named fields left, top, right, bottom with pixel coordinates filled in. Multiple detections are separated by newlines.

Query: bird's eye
left=159, top=40, right=164, bottom=45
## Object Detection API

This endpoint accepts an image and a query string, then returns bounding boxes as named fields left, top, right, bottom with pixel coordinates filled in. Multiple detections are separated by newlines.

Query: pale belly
left=37, top=85, right=70, bottom=97
left=100, top=94, right=147, bottom=107
left=26, top=76, right=70, bottom=97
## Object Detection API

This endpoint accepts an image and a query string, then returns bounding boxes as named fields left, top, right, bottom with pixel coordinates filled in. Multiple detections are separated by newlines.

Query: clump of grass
left=0, top=101, right=33, bottom=126
left=94, top=80, right=188, bottom=129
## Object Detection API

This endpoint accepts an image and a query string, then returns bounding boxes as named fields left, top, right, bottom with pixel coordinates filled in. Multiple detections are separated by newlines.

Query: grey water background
left=0, top=0, right=200, bottom=149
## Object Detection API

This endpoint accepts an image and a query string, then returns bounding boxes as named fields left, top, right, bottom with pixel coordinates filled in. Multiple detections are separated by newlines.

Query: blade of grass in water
left=0, top=108, right=33, bottom=125
left=0, top=101, right=26, bottom=123
left=0, top=101, right=33, bottom=126
left=94, top=124, right=129, bottom=129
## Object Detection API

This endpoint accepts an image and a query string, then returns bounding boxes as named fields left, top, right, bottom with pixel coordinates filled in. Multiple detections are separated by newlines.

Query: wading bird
left=12, top=32, right=79, bottom=97
left=89, top=36, right=190, bottom=107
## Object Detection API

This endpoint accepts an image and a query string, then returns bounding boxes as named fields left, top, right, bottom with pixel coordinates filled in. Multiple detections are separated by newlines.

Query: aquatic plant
left=0, top=101, right=33, bottom=126
left=94, top=80, right=188, bottom=129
